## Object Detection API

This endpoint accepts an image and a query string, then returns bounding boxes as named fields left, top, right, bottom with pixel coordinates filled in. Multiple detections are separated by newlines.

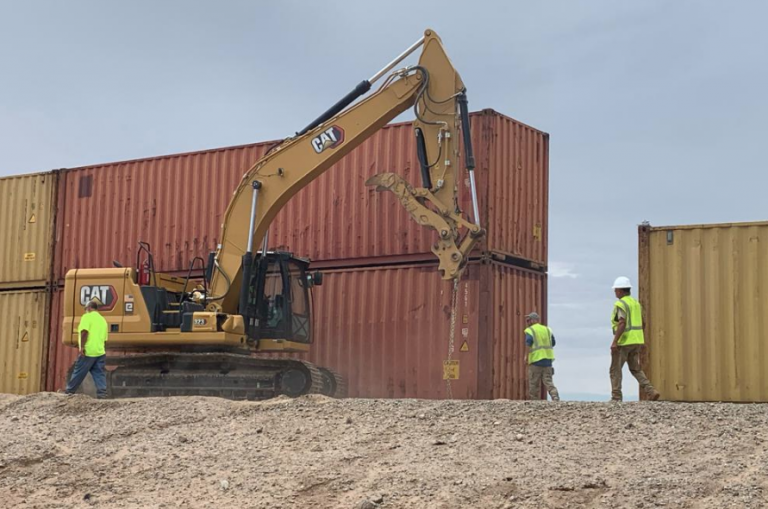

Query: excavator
left=61, top=28, right=485, bottom=400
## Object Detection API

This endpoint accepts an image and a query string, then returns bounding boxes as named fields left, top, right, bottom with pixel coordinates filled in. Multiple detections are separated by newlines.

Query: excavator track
left=105, top=352, right=325, bottom=401
left=318, top=367, right=348, bottom=398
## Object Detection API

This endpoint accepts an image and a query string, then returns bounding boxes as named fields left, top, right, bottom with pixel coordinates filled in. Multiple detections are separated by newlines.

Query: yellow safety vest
left=611, top=296, right=644, bottom=346
left=525, top=323, right=555, bottom=364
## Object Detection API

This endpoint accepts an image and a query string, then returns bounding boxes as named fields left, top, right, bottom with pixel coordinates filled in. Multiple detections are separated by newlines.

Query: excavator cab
left=245, top=252, right=317, bottom=345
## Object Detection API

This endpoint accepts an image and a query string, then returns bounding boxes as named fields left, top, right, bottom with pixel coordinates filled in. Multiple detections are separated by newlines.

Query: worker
left=65, top=298, right=109, bottom=398
left=610, top=276, right=661, bottom=402
left=524, top=312, right=560, bottom=401
left=267, top=294, right=285, bottom=328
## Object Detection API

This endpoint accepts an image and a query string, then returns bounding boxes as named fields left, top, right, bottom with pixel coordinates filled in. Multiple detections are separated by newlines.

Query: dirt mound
left=1, top=393, right=766, bottom=508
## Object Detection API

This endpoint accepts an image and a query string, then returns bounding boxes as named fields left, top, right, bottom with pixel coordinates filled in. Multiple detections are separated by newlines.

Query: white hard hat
left=612, top=276, right=632, bottom=289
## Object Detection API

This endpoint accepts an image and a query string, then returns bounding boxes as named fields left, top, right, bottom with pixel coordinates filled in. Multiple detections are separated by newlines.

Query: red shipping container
left=53, top=110, right=548, bottom=281
left=302, top=260, right=547, bottom=399
left=47, top=260, right=545, bottom=399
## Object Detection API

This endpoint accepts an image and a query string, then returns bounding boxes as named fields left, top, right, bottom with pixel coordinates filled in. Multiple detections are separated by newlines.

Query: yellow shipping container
left=639, top=221, right=768, bottom=402
left=0, top=171, right=57, bottom=289
left=0, top=289, right=49, bottom=394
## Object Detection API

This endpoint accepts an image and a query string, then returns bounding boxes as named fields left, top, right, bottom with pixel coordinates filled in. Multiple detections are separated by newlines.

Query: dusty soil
left=0, top=393, right=766, bottom=509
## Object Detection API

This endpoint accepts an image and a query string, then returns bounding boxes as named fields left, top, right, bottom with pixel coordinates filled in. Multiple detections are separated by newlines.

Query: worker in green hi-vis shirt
left=65, top=298, right=109, bottom=399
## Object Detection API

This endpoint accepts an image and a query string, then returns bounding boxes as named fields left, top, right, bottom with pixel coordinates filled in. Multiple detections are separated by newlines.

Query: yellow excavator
left=62, top=29, right=485, bottom=399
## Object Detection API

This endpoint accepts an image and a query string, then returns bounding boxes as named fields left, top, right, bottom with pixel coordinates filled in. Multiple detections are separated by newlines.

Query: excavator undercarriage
left=70, top=352, right=345, bottom=400
left=108, top=352, right=328, bottom=400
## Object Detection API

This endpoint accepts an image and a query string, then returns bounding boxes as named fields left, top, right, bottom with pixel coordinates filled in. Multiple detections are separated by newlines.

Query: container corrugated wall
left=53, top=110, right=548, bottom=281
left=45, top=288, right=73, bottom=392
left=0, top=172, right=57, bottom=289
left=639, top=221, right=768, bottom=402
left=0, top=290, right=50, bottom=394
left=489, top=262, right=548, bottom=399
left=53, top=143, right=270, bottom=282
left=303, top=262, right=478, bottom=399
left=47, top=261, right=545, bottom=398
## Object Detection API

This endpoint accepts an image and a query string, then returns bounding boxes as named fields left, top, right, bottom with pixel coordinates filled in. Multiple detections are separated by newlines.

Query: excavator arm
left=210, top=28, right=485, bottom=313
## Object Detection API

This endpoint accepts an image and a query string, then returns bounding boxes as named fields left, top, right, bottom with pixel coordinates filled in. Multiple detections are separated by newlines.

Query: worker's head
left=612, top=276, right=632, bottom=298
left=84, top=298, right=101, bottom=313
left=525, top=312, right=540, bottom=326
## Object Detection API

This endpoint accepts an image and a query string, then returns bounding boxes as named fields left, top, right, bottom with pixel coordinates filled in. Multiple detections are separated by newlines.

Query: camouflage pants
left=610, top=344, right=657, bottom=401
left=528, top=365, right=560, bottom=401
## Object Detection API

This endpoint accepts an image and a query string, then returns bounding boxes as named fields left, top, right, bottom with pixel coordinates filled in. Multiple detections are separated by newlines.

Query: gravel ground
left=0, top=392, right=766, bottom=509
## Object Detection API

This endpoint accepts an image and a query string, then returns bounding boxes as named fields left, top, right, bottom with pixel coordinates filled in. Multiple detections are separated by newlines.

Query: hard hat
left=612, top=276, right=632, bottom=289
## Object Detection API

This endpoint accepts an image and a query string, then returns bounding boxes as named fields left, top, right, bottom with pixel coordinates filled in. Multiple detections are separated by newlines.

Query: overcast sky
left=2, top=1, right=766, bottom=400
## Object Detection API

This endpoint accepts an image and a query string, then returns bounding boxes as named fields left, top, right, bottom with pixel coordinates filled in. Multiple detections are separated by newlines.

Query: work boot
left=609, top=398, right=622, bottom=403
left=648, top=391, right=661, bottom=401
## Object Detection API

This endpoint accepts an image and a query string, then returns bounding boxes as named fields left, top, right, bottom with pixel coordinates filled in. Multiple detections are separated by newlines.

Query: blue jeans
left=66, top=354, right=108, bottom=398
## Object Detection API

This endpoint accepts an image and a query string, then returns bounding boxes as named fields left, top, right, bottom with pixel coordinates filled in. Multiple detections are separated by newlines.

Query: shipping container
left=53, top=110, right=548, bottom=281
left=0, top=172, right=57, bottom=289
left=0, top=289, right=50, bottom=394
left=639, top=221, right=768, bottom=402
left=47, top=260, right=546, bottom=399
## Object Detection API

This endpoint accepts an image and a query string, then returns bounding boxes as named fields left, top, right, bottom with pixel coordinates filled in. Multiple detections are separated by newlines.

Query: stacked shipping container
left=1, top=109, right=550, bottom=399
left=52, top=110, right=548, bottom=279
left=0, top=172, right=58, bottom=394
left=0, top=172, right=58, bottom=289
left=0, top=290, right=50, bottom=394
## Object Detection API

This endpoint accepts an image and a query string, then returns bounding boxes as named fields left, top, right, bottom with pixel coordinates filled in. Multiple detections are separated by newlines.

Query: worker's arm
left=525, top=333, right=533, bottom=347
left=612, top=318, right=625, bottom=351
left=80, top=330, right=89, bottom=356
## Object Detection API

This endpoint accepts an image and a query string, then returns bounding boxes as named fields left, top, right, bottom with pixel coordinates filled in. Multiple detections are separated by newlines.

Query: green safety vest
left=611, top=296, right=644, bottom=346
left=525, top=323, right=555, bottom=364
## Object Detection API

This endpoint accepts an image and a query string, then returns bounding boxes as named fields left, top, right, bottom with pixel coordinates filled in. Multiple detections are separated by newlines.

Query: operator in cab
left=65, top=298, right=109, bottom=399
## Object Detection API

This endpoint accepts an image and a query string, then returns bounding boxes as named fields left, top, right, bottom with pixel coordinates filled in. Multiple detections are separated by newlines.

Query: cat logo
left=80, top=285, right=117, bottom=311
left=311, top=126, right=345, bottom=154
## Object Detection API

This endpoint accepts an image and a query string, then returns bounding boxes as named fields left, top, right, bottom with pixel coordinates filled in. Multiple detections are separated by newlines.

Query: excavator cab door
left=248, top=253, right=312, bottom=345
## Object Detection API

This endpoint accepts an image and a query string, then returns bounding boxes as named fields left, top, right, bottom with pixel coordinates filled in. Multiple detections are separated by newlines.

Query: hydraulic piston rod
left=246, top=181, right=262, bottom=252
left=240, top=180, right=262, bottom=319
left=368, top=35, right=425, bottom=84
left=297, top=35, right=426, bottom=136
left=458, top=93, right=481, bottom=227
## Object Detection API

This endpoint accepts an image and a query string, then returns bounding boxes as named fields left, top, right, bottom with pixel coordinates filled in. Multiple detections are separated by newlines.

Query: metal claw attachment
left=366, top=172, right=485, bottom=280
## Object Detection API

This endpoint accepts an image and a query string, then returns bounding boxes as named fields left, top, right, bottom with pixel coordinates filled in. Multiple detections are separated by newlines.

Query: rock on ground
left=0, top=392, right=766, bottom=508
